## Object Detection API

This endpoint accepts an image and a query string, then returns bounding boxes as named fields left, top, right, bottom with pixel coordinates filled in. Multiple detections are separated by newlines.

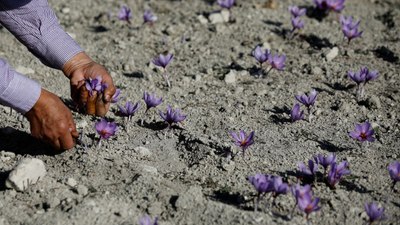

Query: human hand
left=62, top=52, right=116, bottom=117
left=25, top=89, right=79, bottom=150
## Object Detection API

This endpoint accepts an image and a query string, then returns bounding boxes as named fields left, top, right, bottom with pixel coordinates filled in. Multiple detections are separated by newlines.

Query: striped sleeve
left=0, top=0, right=83, bottom=69
left=0, top=58, right=41, bottom=114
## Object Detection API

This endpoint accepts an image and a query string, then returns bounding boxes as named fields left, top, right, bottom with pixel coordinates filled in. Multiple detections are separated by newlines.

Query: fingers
left=95, top=93, right=107, bottom=117
left=58, top=132, right=76, bottom=150
left=86, top=91, right=97, bottom=115
left=79, top=85, right=89, bottom=110
left=103, top=80, right=116, bottom=102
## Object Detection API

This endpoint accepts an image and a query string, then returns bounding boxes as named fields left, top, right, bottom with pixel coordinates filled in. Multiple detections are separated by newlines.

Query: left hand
left=62, top=52, right=116, bottom=117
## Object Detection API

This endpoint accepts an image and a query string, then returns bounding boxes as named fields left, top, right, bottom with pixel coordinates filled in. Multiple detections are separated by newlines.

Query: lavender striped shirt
left=0, top=0, right=83, bottom=113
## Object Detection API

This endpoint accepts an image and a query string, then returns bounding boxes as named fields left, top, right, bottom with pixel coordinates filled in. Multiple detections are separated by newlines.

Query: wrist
left=62, top=52, right=94, bottom=78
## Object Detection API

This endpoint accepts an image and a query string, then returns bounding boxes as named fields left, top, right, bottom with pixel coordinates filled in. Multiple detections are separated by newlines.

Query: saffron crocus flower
left=288, top=6, right=306, bottom=17
left=349, top=121, right=375, bottom=143
left=272, top=176, right=288, bottom=196
left=139, top=214, right=159, bottom=225
left=152, top=53, right=174, bottom=88
left=291, top=103, right=304, bottom=122
left=159, top=105, right=186, bottom=127
left=298, top=160, right=318, bottom=179
left=217, top=0, right=235, bottom=9
left=152, top=53, right=173, bottom=69
left=248, top=174, right=273, bottom=211
left=252, top=46, right=269, bottom=65
left=118, top=101, right=140, bottom=120
left=95, top=118, right=118, bottom=140
left=230, top=130, right=255, bottom=156
left=248, top=174, right=273, bottom=194
left=348, top=67, right=379, bottom=100
left=327, top=161, right=351, bottom=188
left=291, top=183, right=312, bottom=203
left=314, top=153, right=336, bottom=171
left=252, top=46, right=270, bottom=78
left=143, top=92, right=163, bottom=111
left=340, top=16, right=363, bottom=43
left=143, top=10, right=157, bottom=24
left=85, top=76, right=103, bottom=96
left=364, top=202, right=385, bottom=223
left=326, top=0, right=345, bottom=12
left=388, top=161, right=400, bottom=188
left=111, top=89, right=121, bottom=103
left=118, top=5, right=132, bottom=23
left=291, top=17, right=305, bottom=32
left=297, top=194, right=321, bottom=219
left=295, top=90, right=318, bottom=122
left=268, top=54, right=286, bottom=71
left=314, top=0, right=329, bottom=10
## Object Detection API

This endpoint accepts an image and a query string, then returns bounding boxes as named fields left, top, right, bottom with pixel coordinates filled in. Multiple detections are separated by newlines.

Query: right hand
left=25, top=88, right=79, bottom=150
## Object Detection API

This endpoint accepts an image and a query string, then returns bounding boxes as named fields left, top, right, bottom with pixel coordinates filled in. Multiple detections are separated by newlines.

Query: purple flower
left=291, top=183, right=312, bottom=203
left=152, top=53, right=173, bottom=69
left=291, top=103, right=304, bottom=122
left=288, top=6, right=306, bottom=17
left=159, top=105, right=186, bottom=126
left=143, top=10, right=157, bottom=24
left=297, top=194, right=321, bottom=218
left=268, top=54, right=286, bottom=71
left=295, top=89, right=318, bottom=108
left=298, top=160, right=318, bottom=177
left=326, top=0, right=345, bottom=12
left=85, top=76, right=103, bottom=96
left=118, top=101, right=140, bottom=119
left=349, top=121, right=375, bottom=142
left=388, top=161, right=400, bottom=185
left=143, top=92, right=163, bottom=111
left=348, top=69, right=367, bottom=85
left=314, top=153, right=336, bottom=170
left=95, top=118, right=118, bottom=139
left=364, top=202, right=385, bottom=223
left=139, top=214, right=158, bottom=225
left=340, top=16, right=363, bottom=43
left=291, top=17, right=305, bottom=32
left=272, top=176, right=288, bottom=196
left=314, top=0, right=329, bottom=10
left=230, top=130, right=255, bottom=154
left=252, top=46, right=270, bottom=64
left=118, top=5, right=132, bottom=23
left=248, top=174, right=274, bottom=194
left=217, top=0, right=235, bottom=9
left=327, top=161, right=351, bottom=188
left=111, top=89, right=121, bottom=103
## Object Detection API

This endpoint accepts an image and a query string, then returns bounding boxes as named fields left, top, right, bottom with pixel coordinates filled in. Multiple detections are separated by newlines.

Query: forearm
left=0, top=58, right=41, bottom=114
left=0, top=0, right=83, bottom=69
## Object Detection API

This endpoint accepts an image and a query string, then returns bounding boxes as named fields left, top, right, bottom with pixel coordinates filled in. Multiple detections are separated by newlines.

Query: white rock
left=262, top=42, right=271, bottom=50
left=224, top=70, right=236, bottom=84
left=66, top=177, right=77, bottom=187
left=220, top=9, right=230, bottom=22
left=209, top=12, right=225, bottom=24
left=61, top=7, right=70, bottom=14
left=15, top=66, right=34, bottom=75
left=325, top=47, right=339, bottom=61
left=197, top=15, right=208, bottom=24
left=76, top=120, right=88, bottom=129
left=5, top=158, right=46, bottom=192
left=133, top=146, right=152, bottom=158
left=76, top=184, right=88, bottom=196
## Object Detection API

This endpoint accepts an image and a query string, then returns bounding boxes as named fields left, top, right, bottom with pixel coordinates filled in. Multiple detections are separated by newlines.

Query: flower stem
left=308, top=107, right=313, bottom=123
left=162, top=69, right=171, bottom=88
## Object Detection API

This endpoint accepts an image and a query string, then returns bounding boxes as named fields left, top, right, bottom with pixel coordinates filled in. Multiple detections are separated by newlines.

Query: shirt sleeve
left=0, top=58, right=41, bottom=114
left=0, top=0, right=83, bottom=69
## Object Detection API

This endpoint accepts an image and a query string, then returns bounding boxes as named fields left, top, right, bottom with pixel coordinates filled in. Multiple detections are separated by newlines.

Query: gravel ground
left=0, top=0, right=399, bottom=224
